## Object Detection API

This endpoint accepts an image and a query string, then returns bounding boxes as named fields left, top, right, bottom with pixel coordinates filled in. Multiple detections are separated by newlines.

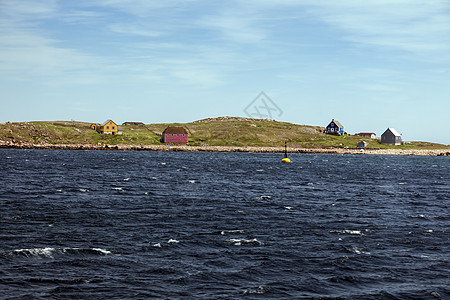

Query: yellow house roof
left=101, top=120, right=117, bottom=126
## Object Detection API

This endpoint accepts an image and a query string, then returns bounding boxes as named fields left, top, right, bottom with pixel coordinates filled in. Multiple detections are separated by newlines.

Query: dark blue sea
left=0, top=149, right=449, bottom=299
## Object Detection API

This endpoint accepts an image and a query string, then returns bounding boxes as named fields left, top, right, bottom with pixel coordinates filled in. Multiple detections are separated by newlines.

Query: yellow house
left=90, top=120, right=122, bottom=135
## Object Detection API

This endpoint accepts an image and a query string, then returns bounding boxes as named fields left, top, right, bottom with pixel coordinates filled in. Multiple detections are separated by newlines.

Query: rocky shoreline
left=1, top=141, right=449, bottom=156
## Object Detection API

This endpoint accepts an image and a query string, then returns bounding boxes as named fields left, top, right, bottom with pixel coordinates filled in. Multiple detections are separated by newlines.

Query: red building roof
left=163, top=127, right=188, bottom=134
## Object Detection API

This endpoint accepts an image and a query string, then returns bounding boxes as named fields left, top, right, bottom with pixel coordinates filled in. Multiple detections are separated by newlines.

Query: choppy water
left=0, top=149, right=449, bottom=299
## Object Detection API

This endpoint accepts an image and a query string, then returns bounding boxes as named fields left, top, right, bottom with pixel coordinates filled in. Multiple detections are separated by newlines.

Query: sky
left=1, top=0, right=449, bottom=144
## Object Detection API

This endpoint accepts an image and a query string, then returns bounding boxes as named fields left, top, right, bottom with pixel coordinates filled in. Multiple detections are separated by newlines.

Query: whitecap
left=221, top=230, right=245, bottom=235
left=79, top=189, right=88, bottom=192
left=91, top=248, right=111, bottom=255
left=243, top=285, right=269, bottom=295
left=259, top=195, right=271, bottom=200
left=188, top=180, right=196, bottom=183
left=56, top=189, right=63, bottom=192
left=153, top=243, right=162, bottom=248
left=343, top=230, right=362, bottom=235
left=160, top=162, right=166, bottom=165
left=123, top=178, right=131, bottom=181
left=284, top=206, right=293, bottom=210
left=227, top=238, right=263, bottom=246
left=168, top=239, right=179, bottom=244
left=14, top=247, right=55, bottom=258
left=256, top=169, right=264, bottom=172
left=112, top=187, right=123, bottom=191
left=332, top=230, right=363, bottom=235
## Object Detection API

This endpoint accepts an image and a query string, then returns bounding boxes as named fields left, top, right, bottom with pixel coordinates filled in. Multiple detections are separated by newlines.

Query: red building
left=162, top=127, right=188, bottom=144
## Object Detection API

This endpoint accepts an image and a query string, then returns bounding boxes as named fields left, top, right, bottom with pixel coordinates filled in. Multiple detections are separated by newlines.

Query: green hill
left=0, top=117, right=448, bottom=150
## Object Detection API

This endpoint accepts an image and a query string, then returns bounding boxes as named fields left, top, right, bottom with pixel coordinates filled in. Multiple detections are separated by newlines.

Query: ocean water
left=0, top=149, right=449, bottom=299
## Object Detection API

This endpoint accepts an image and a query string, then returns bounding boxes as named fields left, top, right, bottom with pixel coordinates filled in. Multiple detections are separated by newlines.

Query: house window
left=106, top=126, right=109, bottom=130
left=112, top=126, right=115, bottom=130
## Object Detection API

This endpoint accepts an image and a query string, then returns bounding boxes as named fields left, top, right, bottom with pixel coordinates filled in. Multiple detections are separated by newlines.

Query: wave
left=220, top=229, right=245, bottom=235
left=331, top=230, right=365, bottom=235
left=227, top=238, right=264, bottom=246
left=5, top=247, right=111, bottom=259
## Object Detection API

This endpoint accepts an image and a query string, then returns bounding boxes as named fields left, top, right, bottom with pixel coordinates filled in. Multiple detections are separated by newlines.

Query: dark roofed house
left=122, top=122, right=145, bottom=125
left=325, top=119, right=344, bottom=136
left=161, top=127, right=188, bottom=144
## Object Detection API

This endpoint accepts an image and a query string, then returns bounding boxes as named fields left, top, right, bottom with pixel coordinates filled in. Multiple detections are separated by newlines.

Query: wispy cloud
left=302, top=1, right=450, bottom=58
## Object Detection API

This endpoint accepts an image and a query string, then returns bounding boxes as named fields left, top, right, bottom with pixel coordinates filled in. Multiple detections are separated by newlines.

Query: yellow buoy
left=281, top=157, right=291, bottom=163
left=281, top=141, right=291, bottom=163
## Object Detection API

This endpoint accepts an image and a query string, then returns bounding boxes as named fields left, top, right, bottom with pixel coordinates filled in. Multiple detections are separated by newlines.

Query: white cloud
left=302, top=1, right=450, bottom=57
left=108, top=23, right=164, bottom=37
left=197, top=12, right=267, bottom=44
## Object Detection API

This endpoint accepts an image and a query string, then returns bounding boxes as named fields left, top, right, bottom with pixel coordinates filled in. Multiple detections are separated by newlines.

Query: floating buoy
left=281, top=141, right=291, bottom=163
left=281, top=157, right=291, bottom=163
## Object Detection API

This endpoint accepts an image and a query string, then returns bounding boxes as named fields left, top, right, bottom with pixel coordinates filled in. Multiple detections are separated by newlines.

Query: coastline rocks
left=0, top=140, right=448, bottom=156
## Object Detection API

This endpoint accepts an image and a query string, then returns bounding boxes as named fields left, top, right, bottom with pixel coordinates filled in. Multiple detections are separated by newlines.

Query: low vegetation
left=0, top=117, right=448, bottom=149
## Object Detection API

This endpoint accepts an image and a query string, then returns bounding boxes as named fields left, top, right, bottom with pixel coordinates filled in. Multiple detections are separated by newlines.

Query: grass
left=1, top=117, right=448, bottom=150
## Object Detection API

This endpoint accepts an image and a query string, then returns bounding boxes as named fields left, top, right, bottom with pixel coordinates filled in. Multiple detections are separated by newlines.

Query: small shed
left=325, top=119, right=344, bottom=136
left=358, top=141, right=368, bottom=148
left=381, top=128, right=402, bottom=145
left=90, top=123, right=98, bottom=131
left=162, top=127, right=188, bottom=144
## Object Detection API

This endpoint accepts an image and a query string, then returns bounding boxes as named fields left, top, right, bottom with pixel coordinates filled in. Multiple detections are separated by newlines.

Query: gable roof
left=385, top=128, right=401, bottom=137
left=101, top=119, right=116, bottom=126
left=163, top=126, right=188, bottom=134
left=329, top=119, right=344, bottom=128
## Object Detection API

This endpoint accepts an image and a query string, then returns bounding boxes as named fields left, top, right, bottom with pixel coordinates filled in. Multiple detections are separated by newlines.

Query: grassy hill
left=0, top=117, right=448, bottom=150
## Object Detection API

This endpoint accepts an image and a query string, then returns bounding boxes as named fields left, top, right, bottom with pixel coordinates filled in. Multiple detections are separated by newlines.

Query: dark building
left=381, top=128, right=402, bottom=145
left=325, top=119, right=344, bottom=136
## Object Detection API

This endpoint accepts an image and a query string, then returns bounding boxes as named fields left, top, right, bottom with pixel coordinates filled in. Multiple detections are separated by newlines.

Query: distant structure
left=325, top=119, right=344, bottom=136
left=358, top=141, right=368, bottom=148
left=381, top=128, right=402, bottom=145
left=122, top=122, right=144, bottom=125
left=90, top=120, right=122, bottom=135
left=355, top=132, right=376, bottom=139
left=161, top=127, right=188, bottom=144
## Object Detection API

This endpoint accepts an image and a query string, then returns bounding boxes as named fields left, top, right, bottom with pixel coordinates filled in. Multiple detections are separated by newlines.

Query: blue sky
left=1, top=0, right=449, bottom=144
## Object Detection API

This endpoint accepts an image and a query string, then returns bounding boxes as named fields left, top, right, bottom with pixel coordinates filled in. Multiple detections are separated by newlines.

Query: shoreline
left=1, top=142, right=449, bottom=156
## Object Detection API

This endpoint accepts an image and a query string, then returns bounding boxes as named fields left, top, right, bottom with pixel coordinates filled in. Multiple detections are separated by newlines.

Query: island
left=1, top=117, right=449, bottom=156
